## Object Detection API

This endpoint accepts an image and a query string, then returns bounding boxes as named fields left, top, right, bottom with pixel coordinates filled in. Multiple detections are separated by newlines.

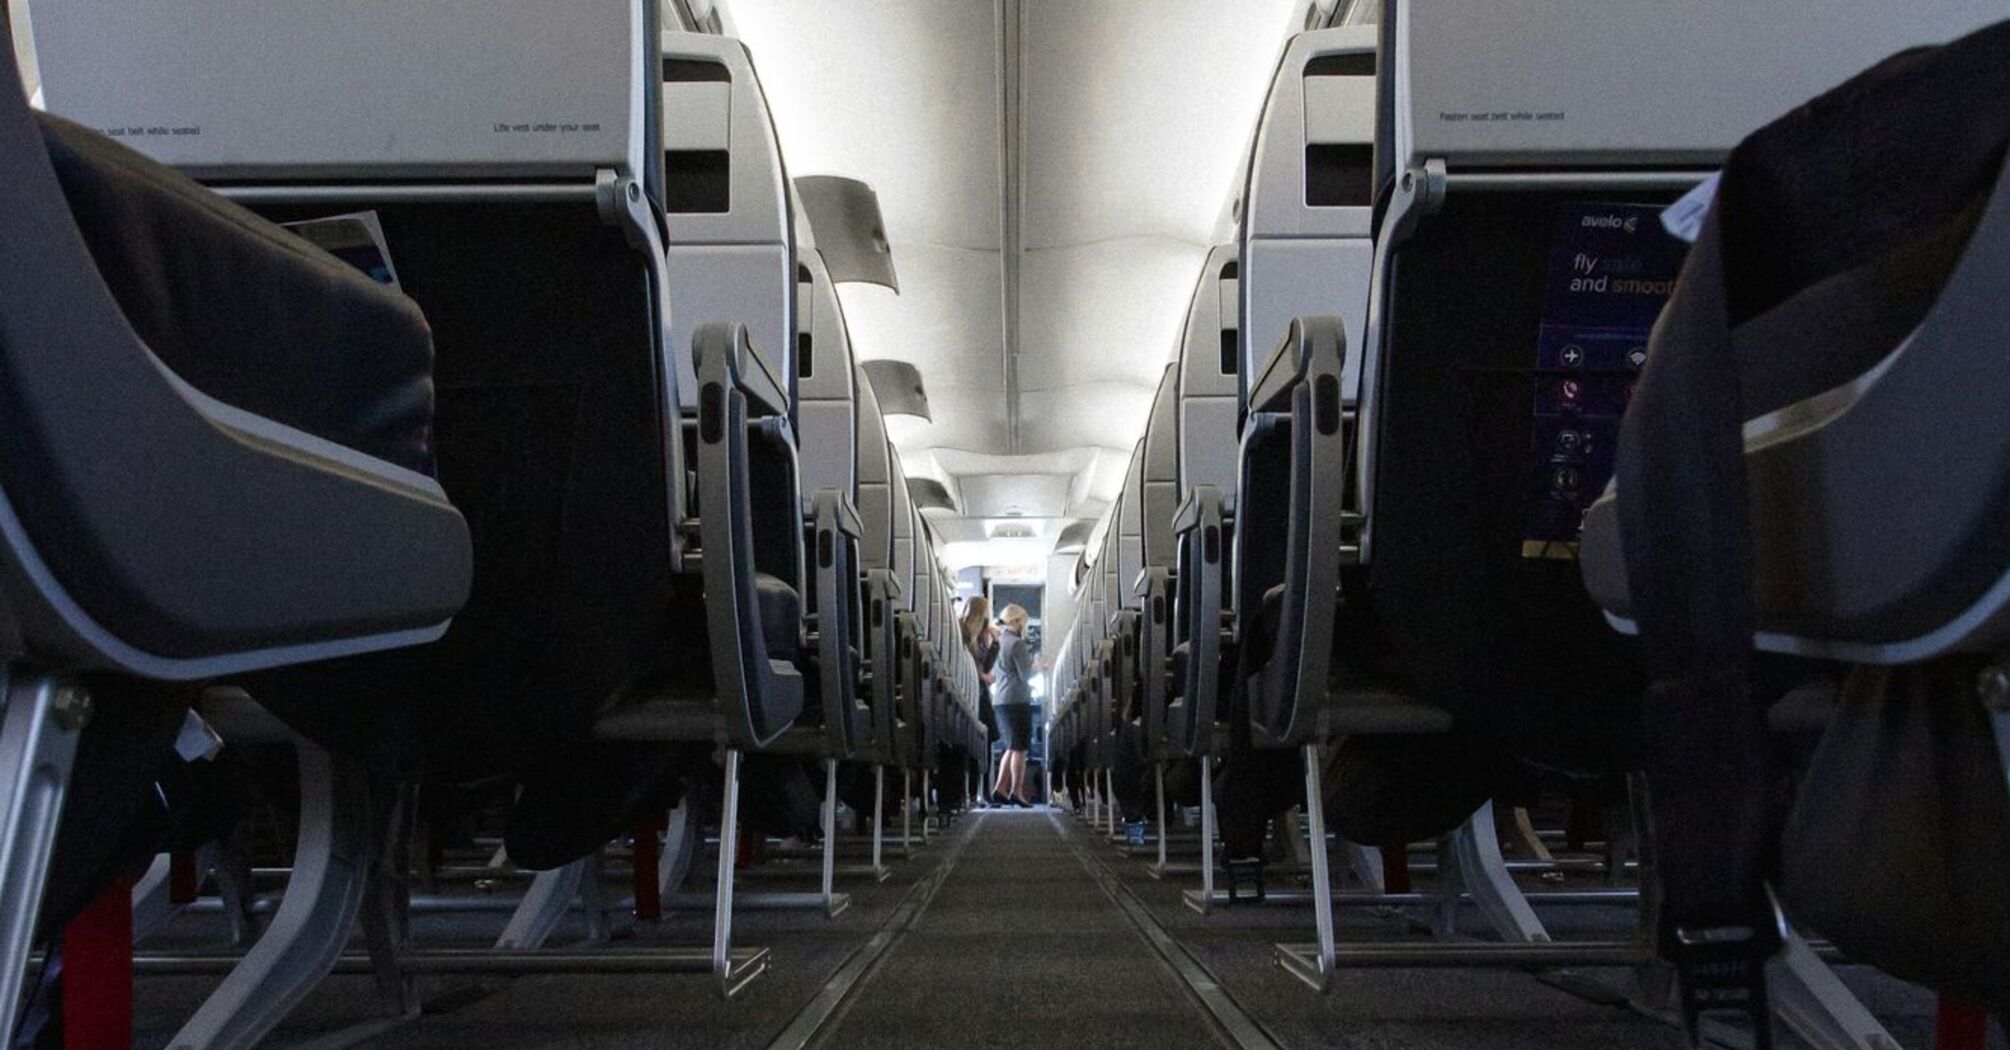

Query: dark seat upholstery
left=37, top=113, right=435, bottom=476
left=19, top=114, right=460, bottom=938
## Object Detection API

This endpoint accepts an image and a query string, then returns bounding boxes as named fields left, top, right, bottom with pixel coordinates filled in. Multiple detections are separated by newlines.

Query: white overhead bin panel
left=1241, top=26, right=1378, bottom=399
left=663, top=31, right=794, bottom=408
left=23, top=0, right=640, bottom=179
left=1396, top=0, right=2007, bottom=170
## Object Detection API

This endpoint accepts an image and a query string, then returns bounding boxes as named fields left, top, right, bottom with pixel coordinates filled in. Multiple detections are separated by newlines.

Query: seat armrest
left=694, top=322, right=805, bottom=749
left=1248, top=319, right=1317, bottom=416
left=1240, top=317, right=1350, bottom=747
left=811, top=489, right=863, bottom=757
left=1176, top=486, right=1225, bottom=757
left=863, top=568, right=901, bottom=759
left=1136, top=566, right=1172, bottom=756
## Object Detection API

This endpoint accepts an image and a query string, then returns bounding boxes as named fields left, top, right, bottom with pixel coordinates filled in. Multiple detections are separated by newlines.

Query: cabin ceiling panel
left=728, top=0, right=1302, bottom=568
left=728, top=0, right=1000, bottom=251
left=1018, top=237, right=1197, bottom=393
left=1018, top=382, right=1159, bottom=459
left=1019, top=0, right=1302, bottom=250
left=958, top=472, right=1076, bottom=519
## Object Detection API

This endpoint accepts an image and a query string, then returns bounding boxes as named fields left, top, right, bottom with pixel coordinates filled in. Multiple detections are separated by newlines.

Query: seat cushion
left=756, top=571, right=805, bottom=666
left=37, top=112, right=436, bottom=474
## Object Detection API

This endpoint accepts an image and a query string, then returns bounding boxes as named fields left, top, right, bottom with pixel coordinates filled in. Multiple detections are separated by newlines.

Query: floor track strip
left=764, top=812, right=983, bottom=1050
left=1051, top=812, right=1284, bottom=1050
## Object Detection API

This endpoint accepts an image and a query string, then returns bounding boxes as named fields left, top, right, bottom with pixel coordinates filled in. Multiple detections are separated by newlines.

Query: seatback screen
left=1524, top=202, right=1687, bottom=557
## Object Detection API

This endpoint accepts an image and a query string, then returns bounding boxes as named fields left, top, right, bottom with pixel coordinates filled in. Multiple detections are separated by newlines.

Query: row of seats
left=0, top=5, right=990, bottom=1046
left=1050, top=2, right=2010, bottom=1044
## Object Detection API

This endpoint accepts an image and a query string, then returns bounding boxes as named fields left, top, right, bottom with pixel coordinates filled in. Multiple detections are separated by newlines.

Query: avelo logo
left=1580, top=213, right=1641, bottom=234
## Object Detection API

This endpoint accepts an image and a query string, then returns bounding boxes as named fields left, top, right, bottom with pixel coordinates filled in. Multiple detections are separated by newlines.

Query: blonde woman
left=989, top=604, right=1042, bottom=807
left=959, top=597, right=999, bottom=739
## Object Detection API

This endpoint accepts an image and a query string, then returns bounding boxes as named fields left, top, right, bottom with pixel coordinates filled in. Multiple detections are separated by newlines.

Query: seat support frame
left=0, top=668, right=88, bottom=1050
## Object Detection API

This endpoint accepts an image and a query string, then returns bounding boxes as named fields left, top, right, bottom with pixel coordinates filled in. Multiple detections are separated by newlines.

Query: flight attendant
left=989, top=604, right=1041, bottom=807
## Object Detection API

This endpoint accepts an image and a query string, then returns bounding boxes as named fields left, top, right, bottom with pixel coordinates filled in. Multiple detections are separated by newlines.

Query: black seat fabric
left=36, top=113, right=435, bottom=474
left=17, top=118, right=443, bottom=935
left=221, top=198, right=698, bottom=870
left=1366, top=193, right=1664, bottom=774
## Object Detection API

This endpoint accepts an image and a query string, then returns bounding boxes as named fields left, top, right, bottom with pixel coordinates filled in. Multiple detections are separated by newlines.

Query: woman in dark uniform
left=988, top=604, right=1040, bottom=807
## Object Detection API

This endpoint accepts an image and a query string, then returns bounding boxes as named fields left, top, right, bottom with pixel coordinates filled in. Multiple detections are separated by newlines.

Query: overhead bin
left=795, top=174, right=898, bottom=290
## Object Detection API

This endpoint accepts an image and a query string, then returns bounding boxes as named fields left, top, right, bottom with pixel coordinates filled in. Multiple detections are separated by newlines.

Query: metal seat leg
left=659, top=799, right=697, bottom=900
left=170, top=736, right=378, bottom=1050
left=819, top=759, right=850, bottom=917
left=712, top=749, right=765, bottom=998
left=1151, top=763, right=1169, bottom=877
left=496, top=857, right=591, bottom=950
left=1284, top=807, right=1311, bottom=866
left=1445, top=801, right=1548, bottom=944
left=1275, top=742, right=1336, bottom=991
left=1343, top=837, right=1385, bottom=894
left=1104, top=769, right=1118, bottom=836
left=1184, top=759, right=1217, bottom=915
left=1768, top=928, right=1900, bottom=1050
left=870, top=764, right=888, bottom=878
left=131, top=853, right=178, bottom=945
left=0, top=672, right=88, bottom=1050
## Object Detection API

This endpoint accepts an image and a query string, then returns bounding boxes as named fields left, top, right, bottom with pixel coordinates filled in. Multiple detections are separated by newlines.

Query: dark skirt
left=998, top=703, right=1034, bottom=751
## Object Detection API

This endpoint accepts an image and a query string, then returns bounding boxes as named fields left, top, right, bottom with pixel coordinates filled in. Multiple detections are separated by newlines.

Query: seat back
left=855, top=396, right=898, bottom=758
left=662, top=32, right=795, bottom=408
left=0, top=8, right=500, bottom=680
left=22, top=0, right=718, bottom=760
left=1179, top=246, right=1242, bottom=501
left=1140, top=366, right=1181, bottom=571
left=891, top=450, right=918, bottom=606
left=1115, top=441, right=1146, bottom=615
left=1169, top=247, right=1239, bottom=756
left=794, top=248, right=858, bottom=505
left=1252, top=0, right=2006, bottom=753
left=856, top=376, right=896, bottom=573
left=1240, top=26, right=1378, bottom=404
left=1584, top=26, right=2010, bottom=665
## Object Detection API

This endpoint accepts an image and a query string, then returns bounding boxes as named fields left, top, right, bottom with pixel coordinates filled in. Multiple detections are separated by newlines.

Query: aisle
left=816, top=809, right=1217, bottom=1049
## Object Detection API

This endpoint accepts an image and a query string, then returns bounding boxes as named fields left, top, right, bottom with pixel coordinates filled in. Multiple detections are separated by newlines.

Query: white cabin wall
left=8, top=0, right=41, bottom=103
